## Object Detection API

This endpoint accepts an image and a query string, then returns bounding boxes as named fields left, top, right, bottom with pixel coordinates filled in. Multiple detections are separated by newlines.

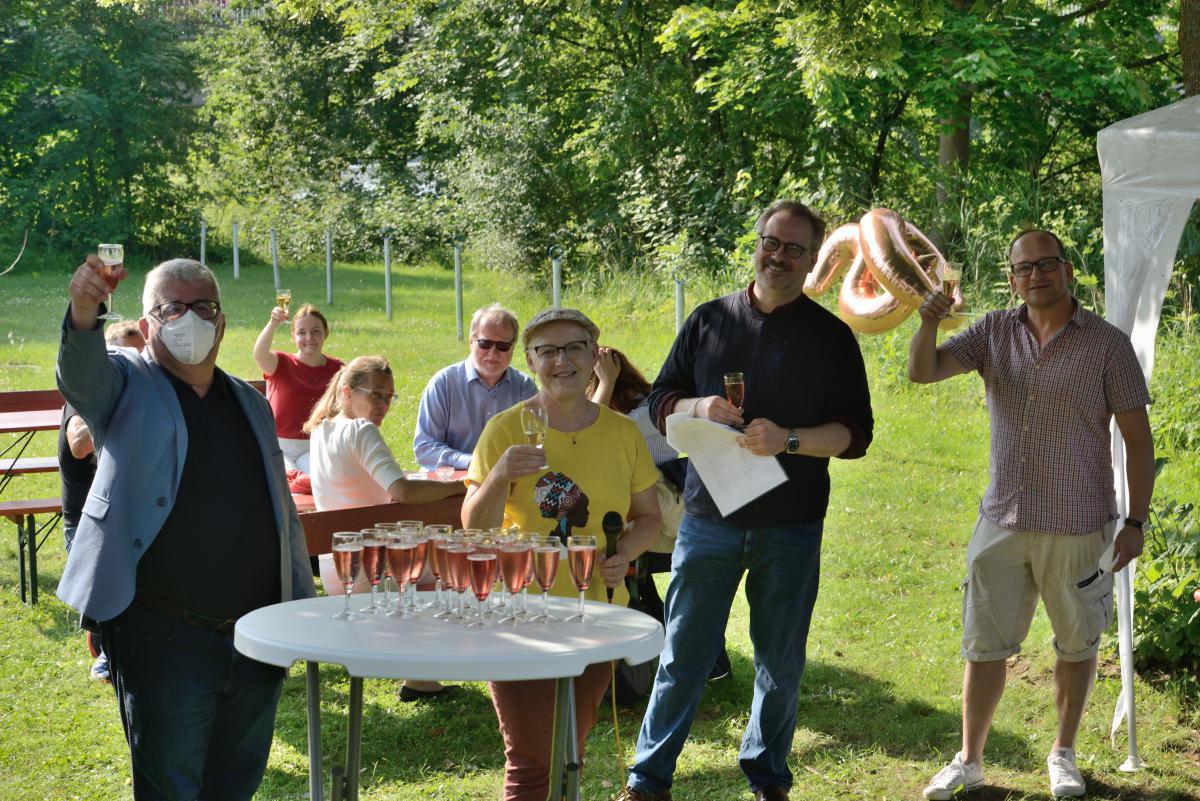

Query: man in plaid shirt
left=907, top=229, right=1155, bottom=799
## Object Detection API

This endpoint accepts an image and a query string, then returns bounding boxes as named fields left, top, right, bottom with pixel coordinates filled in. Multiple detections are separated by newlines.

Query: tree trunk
left=1183, top=0, right=1200, bottom=97
left=936, top=86, right=971, bottom=250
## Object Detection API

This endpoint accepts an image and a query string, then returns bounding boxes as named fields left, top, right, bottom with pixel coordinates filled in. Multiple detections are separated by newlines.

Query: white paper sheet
left=665, top=412, right=788, bottom=517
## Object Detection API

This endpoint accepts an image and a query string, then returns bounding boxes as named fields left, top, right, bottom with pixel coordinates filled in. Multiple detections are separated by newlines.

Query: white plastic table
left=234, top=593, right=663, bottom=801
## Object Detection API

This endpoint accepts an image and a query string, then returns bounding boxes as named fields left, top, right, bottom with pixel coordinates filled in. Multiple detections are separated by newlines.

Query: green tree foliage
left=194, top=4, right=443, bottom=261
left=0, top=0, right=201, bottom=250
left=249, top=0, right=1180, bottom=281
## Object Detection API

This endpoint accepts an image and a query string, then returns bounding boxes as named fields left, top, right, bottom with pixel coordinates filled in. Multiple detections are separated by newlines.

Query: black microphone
left=601, top=511, right=624, bottom=602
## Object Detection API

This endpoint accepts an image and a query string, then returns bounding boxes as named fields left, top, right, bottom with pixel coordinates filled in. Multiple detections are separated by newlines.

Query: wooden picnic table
left=1, top=391, right=66, bottom=605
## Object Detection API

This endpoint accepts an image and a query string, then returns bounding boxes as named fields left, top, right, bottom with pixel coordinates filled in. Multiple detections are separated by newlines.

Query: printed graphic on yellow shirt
left=534, top=471, right=590, bottom=543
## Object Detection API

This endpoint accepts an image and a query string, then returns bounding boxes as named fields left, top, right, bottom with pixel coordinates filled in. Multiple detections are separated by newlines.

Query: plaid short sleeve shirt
left=943, top=300, right=1150, bottom=534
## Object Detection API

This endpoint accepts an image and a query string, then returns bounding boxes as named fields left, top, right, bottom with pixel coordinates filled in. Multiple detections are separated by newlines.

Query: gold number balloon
left=804, top=208, right=964, bottom=334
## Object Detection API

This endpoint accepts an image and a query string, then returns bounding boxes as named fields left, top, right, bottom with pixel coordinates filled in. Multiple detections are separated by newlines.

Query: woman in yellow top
left=464, top=308, right=661, bottom=801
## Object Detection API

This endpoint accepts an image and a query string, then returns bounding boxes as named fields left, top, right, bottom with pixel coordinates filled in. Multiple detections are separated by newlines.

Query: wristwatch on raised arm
left=785, top=429, right=800, bottom=455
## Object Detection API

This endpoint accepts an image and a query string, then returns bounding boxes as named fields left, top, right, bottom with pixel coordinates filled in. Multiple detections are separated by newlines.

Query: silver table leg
left=345, top=676, right=364, bottom=801
left=306, top=662, right=324, bottom=801
left=544, top=676, right=581, bottom=801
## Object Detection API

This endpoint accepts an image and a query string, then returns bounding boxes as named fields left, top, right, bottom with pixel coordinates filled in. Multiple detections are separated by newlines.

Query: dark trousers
left=103, top=605, right=285, bottom=801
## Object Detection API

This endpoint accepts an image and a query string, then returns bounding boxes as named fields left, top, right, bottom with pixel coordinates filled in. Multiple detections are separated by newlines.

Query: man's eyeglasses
left=529, top=340, right=591, bottom=361
left=474, top=338, right=515, bottom=352
left=353, top=387, right=396, bottom=405
left=758, top=235, right=810, bottom=259
left=149, top=300, right=221, bottom=322
left=1010, top=257, right=1066, bottom=277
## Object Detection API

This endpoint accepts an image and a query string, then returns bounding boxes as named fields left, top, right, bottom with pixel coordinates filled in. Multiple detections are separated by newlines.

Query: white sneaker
left=1047, top=747, right=1086, bottom=797
left=923, top=752, right=984, bottom=800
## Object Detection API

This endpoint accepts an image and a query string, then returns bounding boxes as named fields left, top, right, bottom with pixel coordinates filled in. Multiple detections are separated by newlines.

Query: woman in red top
left=253, top=302, right=344, bottom=473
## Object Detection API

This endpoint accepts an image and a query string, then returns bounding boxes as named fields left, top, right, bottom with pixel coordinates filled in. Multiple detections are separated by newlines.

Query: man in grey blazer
left=59, top=256, right=316, bottom=801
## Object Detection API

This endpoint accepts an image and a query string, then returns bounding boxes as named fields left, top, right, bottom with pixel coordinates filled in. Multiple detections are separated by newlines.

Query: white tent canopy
left=1096, top=94, right=1200, bottom=770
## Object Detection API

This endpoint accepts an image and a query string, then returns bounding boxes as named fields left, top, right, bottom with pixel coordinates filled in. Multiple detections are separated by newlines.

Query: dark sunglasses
left=474, top=338, right=515, bottom=352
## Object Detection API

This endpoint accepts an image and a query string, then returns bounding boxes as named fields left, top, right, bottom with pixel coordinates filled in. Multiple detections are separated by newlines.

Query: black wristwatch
left=1124, top=517, right=1144, bottom=530
left=785, top=429, right=800, bottom=455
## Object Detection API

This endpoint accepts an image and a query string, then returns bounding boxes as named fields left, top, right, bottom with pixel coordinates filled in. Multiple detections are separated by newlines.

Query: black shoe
left=399, top=684, right=448, bottom=702
left=708, top=649, right=732, bottom=682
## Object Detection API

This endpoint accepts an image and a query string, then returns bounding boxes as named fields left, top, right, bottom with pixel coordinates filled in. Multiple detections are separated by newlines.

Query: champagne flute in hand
left=276, top=288, right=292, bottom=316
left=941, top=263, right=962, bottom=299
left=565, top=535, right=597, bottom=623
left=723, top=372, right=745, bottom=411
left=331, top=532, right=363, bottom=620
left=97, top=244, right=125, bottom=321
left=521, top=403, right=550, bottom=469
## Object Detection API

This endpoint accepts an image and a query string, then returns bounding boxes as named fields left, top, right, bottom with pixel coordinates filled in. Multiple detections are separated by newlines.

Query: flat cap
left=522, top=308, right=600, bottom=345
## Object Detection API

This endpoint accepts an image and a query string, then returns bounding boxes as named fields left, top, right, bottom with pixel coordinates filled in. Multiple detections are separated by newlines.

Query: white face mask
left=158, top=310, right=217, bottom=365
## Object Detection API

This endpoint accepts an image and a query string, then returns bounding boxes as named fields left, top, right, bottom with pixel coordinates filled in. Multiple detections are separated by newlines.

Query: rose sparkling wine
left=467, top=553, right=498, bottom=628
left=360, top=538, right=387, bottom=614
left=331, top=538, right=363, bottom=620
left=497, top=545, right=531, bottom=624
left=566, top=536, right=597, bottom=623
left=401, top=538, right=429, bottom=615
left=530, top=543, right=560, bottom=622
left=385, top=542, right=416, bottom=617
left=444, top=546, right=474, bottom=621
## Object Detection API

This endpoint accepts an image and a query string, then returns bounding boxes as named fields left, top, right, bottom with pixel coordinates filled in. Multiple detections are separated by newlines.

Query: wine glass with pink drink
left=331, top=531, right=363, bottom=620
left=565, top=535, right=597, bottom=623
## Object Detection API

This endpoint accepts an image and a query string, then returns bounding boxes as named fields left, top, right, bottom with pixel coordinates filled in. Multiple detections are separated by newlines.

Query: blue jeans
left=103, top=605, right=285, bottom=801
left=628, top=514, right=823, bottom=794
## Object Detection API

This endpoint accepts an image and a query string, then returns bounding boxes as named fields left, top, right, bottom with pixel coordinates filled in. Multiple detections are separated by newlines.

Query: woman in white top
left=305, top=355, right=464, bottom=509
left=305, top=355, right=463, bottom=700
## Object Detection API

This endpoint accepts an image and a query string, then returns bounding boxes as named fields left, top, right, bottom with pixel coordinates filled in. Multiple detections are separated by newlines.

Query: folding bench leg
left=27, top=514, right=37, bottom=605
left=16, top=516, right=28, bottom=604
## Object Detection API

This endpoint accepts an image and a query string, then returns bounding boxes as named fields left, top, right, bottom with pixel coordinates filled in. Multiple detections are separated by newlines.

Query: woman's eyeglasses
left=353, top=387, right=396, bottom=405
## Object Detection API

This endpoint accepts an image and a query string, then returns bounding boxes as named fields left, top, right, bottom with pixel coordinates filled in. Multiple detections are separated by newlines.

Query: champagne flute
left=521, top=402, right=550, bottom=469
left=467, top=552, right=498, bottom=628
left=385, top=535, right=416, bottom=618
left=276, top=288, right=292, bottom=316
left=565, top=535, right=597, bottom=623
left=941, top=263, right=962, bottom=299
left=358, top=531, right=387, bottom=614
left=405, top=530, right=429, bottom=616
left=531, top=537, right=561, bottom=622
left=445, top=545, right=474, bottom=622
left=373, top=523, right=401, bottom=610
left=425, top=524, right=453, bottom=612
left=331, top=532, right=363, bottom=620
left=432, top=533, right=461, bottom=618
left=723, top=372, right=745, bottom=411
left=97, top=244, right=125, bottom=321
left=497, top=542, right=532, bottom=625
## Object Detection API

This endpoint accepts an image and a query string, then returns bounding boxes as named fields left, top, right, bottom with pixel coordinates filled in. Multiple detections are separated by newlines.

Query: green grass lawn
left=1, top=253, right=1197, bottom=800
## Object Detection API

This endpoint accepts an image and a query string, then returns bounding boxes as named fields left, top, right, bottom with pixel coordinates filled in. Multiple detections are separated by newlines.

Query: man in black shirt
left=58, top=257, right=315, bottom=801
left=60, top=321, right=145, bottom=683
left=622, top=201, right=874, bottom=801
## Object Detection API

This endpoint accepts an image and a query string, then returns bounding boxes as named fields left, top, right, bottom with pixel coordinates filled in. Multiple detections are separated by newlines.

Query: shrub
left=1132, top=496, right=1200, bottom=672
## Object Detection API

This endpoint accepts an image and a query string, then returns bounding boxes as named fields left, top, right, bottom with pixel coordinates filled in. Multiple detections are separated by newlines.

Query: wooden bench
left=0, top=389, right=64, bottom=413
left=299, top=497, right=464, bottom=557
left=0, top=497, right=63, bottom=605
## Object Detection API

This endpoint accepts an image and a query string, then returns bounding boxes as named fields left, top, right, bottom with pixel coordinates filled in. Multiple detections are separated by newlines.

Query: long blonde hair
left=302, top=355, right=392, bottom=434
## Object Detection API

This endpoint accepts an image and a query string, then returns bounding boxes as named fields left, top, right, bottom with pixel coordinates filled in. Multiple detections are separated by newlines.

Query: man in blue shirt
left=413, top=303, right=538, bottom=470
